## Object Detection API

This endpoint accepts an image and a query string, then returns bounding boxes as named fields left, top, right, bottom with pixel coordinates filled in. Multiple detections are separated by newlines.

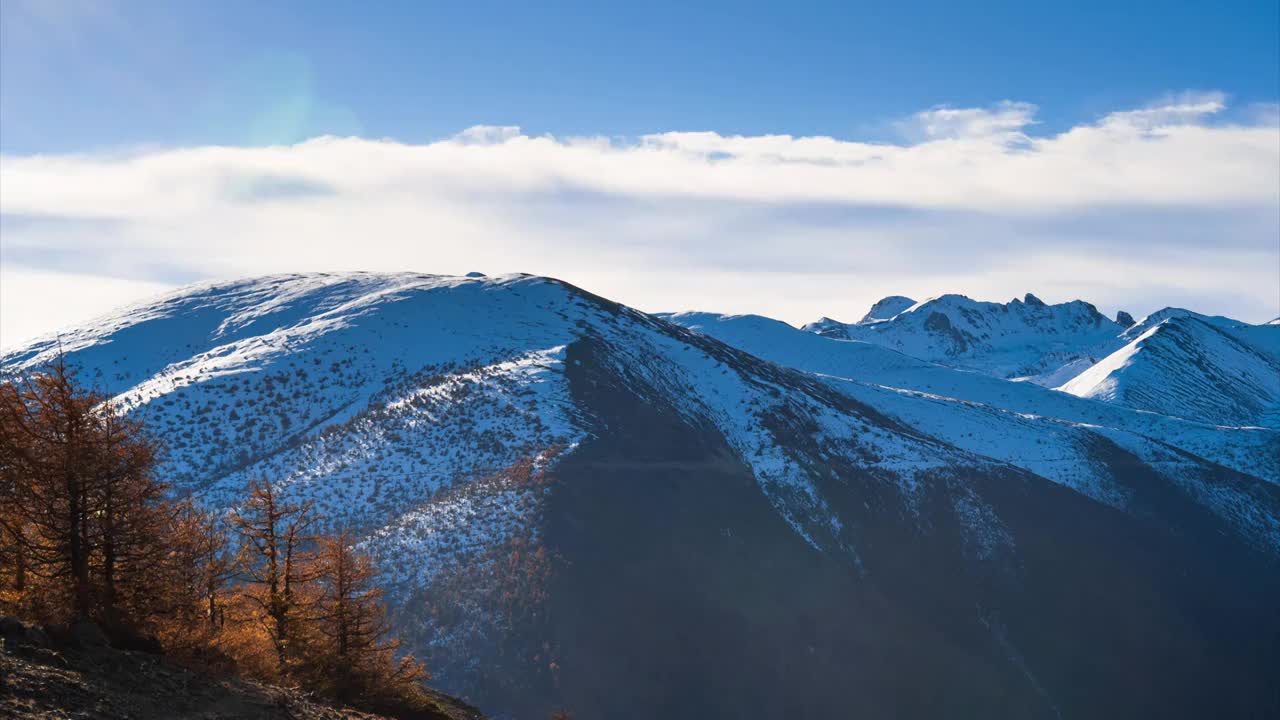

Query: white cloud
left=897, top=100, right=1038, bottom=141
left=0, top=267, right=173, bottom=350
left=1, top=94, right=1277, bottom=346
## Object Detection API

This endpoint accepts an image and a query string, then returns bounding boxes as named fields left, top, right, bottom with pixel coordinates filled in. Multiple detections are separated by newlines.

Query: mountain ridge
left=795, top=293, right=1279, bottom=421
left=801, top=292, right=1125, bottom=386
left=1059, top=315, right=1280, bottom=428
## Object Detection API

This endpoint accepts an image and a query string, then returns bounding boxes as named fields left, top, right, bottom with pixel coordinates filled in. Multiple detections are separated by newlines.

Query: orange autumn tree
left=160, top=499, right=238, bottom=663
left=229, top=477, right=320, bottom=678
left=305, top=530, right=427, bottom=704
left=0, top=359, right=169, bottom=636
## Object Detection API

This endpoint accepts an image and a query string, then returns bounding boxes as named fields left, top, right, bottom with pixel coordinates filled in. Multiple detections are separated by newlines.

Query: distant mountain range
left=4, top=273, right=1278, bottom=719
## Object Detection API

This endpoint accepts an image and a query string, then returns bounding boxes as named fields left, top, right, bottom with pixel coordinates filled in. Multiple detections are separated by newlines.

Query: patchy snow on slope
left=833, top=380, right=1132, bottom=509
left=201, top=346, right=586, bottom=528
left=1091, top=426, right=1280, bottom=554
left=588, top=308, right=999, bottom=554
left=357, top=453, right=557, bottom=590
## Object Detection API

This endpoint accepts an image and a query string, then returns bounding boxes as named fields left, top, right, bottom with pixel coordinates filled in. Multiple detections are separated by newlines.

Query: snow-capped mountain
left=802, top=294, right=1280, bottom=426
left=4, top=273, right=1278, bottom=720
left=801, top=293, right=1126, bottom=386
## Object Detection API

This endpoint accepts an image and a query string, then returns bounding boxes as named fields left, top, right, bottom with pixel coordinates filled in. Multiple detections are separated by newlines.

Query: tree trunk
left=101, top=484, right=117, bottom=625
left=67, top=470, right=91, bottom=621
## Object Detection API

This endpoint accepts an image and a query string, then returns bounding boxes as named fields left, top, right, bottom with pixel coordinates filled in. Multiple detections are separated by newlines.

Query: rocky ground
left=0, top=617, right=485, bottom=720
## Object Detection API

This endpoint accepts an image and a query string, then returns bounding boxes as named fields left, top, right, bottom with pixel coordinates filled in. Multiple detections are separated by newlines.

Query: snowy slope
left=6, top=274, right=584, bottom=494
left=2, top=272, right=1010, bottom=568
left=801, top=293, right=1125, bottom=385
left=1060, top=316, right=1280, bottom=428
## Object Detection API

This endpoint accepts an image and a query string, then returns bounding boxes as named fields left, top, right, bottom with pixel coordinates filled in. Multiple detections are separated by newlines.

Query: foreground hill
left=0, top=617, right=483, bottom=720
left=4, top=273, right=1279, bottom=719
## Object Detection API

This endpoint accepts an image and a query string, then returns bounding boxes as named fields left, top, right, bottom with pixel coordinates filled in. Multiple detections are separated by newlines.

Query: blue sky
left=1, top=0, right=1278, bottom=346
left=3, top=0, right=1277, bottom=152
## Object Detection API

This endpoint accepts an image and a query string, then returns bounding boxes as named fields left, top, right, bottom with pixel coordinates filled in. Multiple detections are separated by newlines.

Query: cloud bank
left=2, top=94, right=1278, bottom=347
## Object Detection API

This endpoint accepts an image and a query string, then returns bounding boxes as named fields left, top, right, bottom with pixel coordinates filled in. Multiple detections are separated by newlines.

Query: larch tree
left=230, top=478, right=319, bottom=677
left=92, top=408, right=168, bottom=628
left=308, top=530, right=427, bottom=703
left=0, top=359, right=168, bottom=628
left=0, top=381, right=30, bottom=599
left=169, top=500, right=236, bottom=629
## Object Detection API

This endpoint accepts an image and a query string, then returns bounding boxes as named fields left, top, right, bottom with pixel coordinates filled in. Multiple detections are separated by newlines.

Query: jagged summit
left=1115, top=310, right=1135, bottom=328
left=800, top=292, right=1119, bottom=385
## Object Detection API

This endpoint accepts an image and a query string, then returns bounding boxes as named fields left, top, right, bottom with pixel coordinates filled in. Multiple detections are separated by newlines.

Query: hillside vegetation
left=0, top=361, right=486, bottom=719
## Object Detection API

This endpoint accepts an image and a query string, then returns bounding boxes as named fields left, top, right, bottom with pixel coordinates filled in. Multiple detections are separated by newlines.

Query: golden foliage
left=1, top=360, right=438, bottom=717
